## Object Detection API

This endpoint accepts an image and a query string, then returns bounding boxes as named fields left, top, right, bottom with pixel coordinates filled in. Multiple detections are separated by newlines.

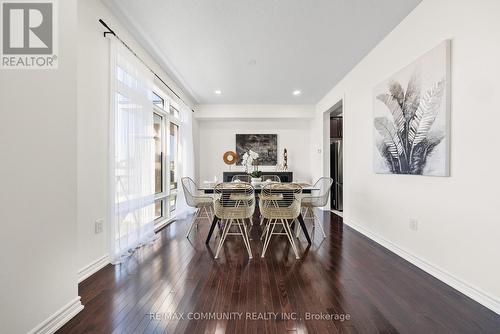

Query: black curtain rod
left=98, top=19, right=195, bottom=113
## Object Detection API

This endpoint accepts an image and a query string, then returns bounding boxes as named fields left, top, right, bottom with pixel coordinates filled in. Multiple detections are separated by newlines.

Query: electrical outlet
left=409, top=218, right=418, bottom=231
left=95, top=219, right=104, bottom=234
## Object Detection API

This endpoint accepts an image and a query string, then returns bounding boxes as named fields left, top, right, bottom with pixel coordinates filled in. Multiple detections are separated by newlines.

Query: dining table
left=199, top=182, right=317, bottom=245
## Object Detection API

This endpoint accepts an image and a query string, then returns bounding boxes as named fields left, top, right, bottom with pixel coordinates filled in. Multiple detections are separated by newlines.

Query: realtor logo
left=1, top=0, right=58, bottom=69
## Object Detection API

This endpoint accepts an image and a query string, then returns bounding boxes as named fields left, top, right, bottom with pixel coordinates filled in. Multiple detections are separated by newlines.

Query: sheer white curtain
left=109, top=38, right=157, bottom=264
left=174, top=102, right=196, bottom=218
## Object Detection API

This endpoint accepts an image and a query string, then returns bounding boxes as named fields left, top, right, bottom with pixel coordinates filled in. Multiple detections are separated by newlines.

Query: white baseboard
left=330, top=209, right=343, bottom=218
left=78, top=254, right=109, bottom=283
left=344, top=218, right=500, bottom=315
left=154, top=216, right=176, bottom=232
left=28, top=296, right=83, bottom=334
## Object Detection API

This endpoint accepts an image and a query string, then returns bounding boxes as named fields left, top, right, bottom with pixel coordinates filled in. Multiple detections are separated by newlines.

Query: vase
left=251, top=177, right=262, bottom=184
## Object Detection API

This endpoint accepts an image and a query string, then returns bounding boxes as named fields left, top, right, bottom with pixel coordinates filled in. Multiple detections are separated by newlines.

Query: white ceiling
left=104, top=0, right=422, bottom=105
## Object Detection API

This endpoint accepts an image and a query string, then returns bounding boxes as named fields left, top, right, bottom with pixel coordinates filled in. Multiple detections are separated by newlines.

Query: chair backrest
left=310, top=177, right=333, bottom=207
left=181, top=177, right=198, bottom=208
left=231, top=174, right=251, bottom=183
left=261, top=175, right=281, bottom=182
left=260, top=183, right=302, bottom=219
left=213, top=182, right=255, bottom=219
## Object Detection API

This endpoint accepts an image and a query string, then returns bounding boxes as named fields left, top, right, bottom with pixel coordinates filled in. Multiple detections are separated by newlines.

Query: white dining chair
left=261, top=175, right=281, bottom=182
left=258, top=175, right=281, bottom=226
left=296, top=177, right=333, bottom=239
left=213, top=182, right=255, bottom=259
left=231, top=174, right=251, bottom=183
left=181, top=177, right=214, bottom=239
left=260, top=183, right=302, bottom=259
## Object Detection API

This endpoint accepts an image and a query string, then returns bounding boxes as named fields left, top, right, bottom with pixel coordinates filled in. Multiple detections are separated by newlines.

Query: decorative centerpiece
left=242, top=150, right=258, bottom=173
left=249, top=170, right=262, bottom=184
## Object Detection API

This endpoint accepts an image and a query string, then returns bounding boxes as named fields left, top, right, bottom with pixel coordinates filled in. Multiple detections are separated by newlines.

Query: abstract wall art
left=236, top=134, right=278, bottom=166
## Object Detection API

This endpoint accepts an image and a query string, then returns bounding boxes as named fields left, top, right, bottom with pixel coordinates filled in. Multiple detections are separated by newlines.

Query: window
left=151, top=90, right=182, bottom=223
left=170, top=105, right=179, bottom=118
left=154, top=201, right=163, bottom=220
left=152, top=91, right=165, bottom=109
left=153, top=112, right=165, bottom=221
left=168, top=122, right=179, bottom=212
left=153, top=113, right=163, bottom=194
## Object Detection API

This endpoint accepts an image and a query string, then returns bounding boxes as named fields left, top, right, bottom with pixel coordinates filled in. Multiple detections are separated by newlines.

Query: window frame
left=168, top=121, right=180, bottom=213
left=151, top=87, right=182, bottom=228
left=152, top=104, right=169, bottom=224
left=153, top=111, right=165, bottom=196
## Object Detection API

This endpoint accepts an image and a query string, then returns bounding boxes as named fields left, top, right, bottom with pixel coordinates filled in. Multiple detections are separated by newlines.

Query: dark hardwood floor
left=58, top=211, right=500, bottom=333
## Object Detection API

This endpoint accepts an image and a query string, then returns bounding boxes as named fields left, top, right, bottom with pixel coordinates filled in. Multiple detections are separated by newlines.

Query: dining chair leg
left=261, top=220, right=276, bottom=258
left=246, top=218, right=254, bottom=240
left=283, top=219, right=300, bottom=259
left=202, top=205, right=209, bottom=219
left=213, top=218, right=221, bottom=240
left=215, top=219, right=232, bottom=259
left=260, top=219, right=271, bottom=240
left=259, top=202, right=268, bottom=226
left=236, top=219, right=245, bottom=245
left=313, top=211, right=327, bottom=238
left=244, top=221, right=253, bottom=251
left=239, top=220, right=253, bottom=259
left=196, top=205, right=211, bottom=231
left=242, top=220, right=252, bottom=252
left=208, top=204, right=214, bottom=219
left=296, top=206, right=309, bottom=239
left=196, top=206, right=205, bottom=230
left=186, top=207, right=200, bottom=238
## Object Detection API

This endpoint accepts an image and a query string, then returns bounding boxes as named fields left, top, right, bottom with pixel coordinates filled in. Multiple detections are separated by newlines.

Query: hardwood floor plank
left=57, top=212, right=500, bottom=334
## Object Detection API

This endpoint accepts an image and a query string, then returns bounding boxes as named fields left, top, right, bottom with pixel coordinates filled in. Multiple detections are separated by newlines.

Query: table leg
left=297, top=213, right=311, bottom=245
left=206, top=215, right=219, bottom=244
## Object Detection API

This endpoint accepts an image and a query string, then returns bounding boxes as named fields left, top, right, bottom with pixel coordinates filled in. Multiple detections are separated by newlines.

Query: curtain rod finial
left=99, top=19, right=115, bottom=37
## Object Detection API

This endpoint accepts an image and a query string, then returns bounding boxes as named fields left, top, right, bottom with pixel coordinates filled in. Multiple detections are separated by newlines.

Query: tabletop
left=199, top=182, right=317, bottom=192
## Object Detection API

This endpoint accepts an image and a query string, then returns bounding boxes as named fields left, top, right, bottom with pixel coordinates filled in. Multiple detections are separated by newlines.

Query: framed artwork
left=236, top=134, right=278, bottom=166
left=373, top=40, right=451, bottom=176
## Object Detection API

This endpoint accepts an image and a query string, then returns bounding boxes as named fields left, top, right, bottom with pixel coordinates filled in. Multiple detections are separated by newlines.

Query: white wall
left=196, top=107, right=313, bottom=183
left=312, top=0, right=500, bottom=313
left=0, top=1, right=80, bottom=333
left=77, top=0, right=195, bottom=277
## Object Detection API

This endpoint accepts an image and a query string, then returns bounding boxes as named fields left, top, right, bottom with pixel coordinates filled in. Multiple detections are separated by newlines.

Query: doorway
left=328, top=101, right=343, bottom=213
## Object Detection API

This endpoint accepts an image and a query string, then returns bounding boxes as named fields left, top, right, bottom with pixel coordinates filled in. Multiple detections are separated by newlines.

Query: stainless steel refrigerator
left=330, top=139, right=343, bottom=211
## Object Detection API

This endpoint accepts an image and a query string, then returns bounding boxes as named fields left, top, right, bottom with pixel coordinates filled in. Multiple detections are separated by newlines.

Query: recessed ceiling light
left=293, top=90, right=302, bottom=96
left=214, top=90, right=222, bottom=95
